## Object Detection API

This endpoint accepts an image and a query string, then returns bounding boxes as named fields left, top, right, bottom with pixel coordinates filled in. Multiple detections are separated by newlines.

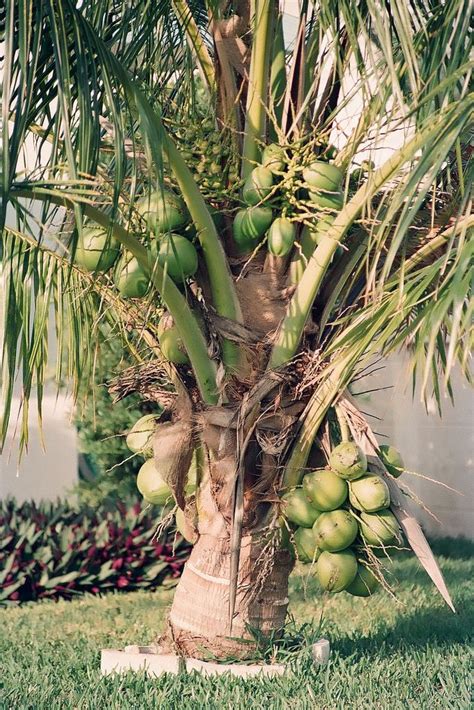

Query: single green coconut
left=308, top=190, right=343, bottom=211
left=136, top=459, right=172, bottom=505
left=114, top=253, right=149, bottom=298
left=303, top=161, right=344, bottom=192
left=242, top=166, right=274, bottom=206
left=157, top=315, right=189, bottom=365
left=346, top=563, right=379, bottom=597
left=329, top=442, right=367, bottom=481
left=267, top=217, right=295, bottom=256
left=304, top=214, right=335, bottom=248
left=281, top=489, right=321, bottom=528
left=137, top=190, right=189, bottom=234
left=294, top=526, right=320, bottom=563
left=379, top=444, right=404, bottom=477
left=312, top=509, right=358, bottom=552
left=233, top=206, right=273, bottom=249
left=359, top=509, right=401, bottom=546
left=74, top=226, right=120, bottom=272
left=155, top=234, right=198, bottom=283
left=302, top=469, right=348, bottom=511
left=349, top=474, right=390, bottom=512
left=126, top=414, right=160, bottom=457
left=176, top=508, right=198, bottom=544
left=316, top=549, right=358, bottom=592
left=262, top=143, right=286, bottom=174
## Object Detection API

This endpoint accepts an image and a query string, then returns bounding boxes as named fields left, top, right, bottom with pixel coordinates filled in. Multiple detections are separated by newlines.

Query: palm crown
left=1, top=0, right=472, bottom=658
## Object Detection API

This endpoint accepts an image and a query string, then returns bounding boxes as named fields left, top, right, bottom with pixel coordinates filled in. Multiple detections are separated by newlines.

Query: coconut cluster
left=125, top=414, right=171, bottom=505
left=74, top=189, right=205, bottom=366
left=125, top=413, right=196, bottom=525
left=281, top=441, right=405, bottom=597
left=74, top=189, right=199, bottom=295
left=232, top=144, right=346, bottom=264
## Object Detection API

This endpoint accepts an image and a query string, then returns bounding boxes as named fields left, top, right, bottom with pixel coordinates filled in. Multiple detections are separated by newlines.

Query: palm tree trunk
left=161, top=529, right=293, bottom=660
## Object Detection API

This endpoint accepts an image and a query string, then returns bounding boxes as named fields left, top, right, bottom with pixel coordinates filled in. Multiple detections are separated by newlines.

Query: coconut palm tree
left=1, top=0, right=472, bottom=659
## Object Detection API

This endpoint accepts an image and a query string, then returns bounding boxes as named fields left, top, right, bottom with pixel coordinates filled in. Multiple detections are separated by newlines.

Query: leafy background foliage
left=73, top=342, right=151, bottom=508
left=0, top=498, right=188, bottom=605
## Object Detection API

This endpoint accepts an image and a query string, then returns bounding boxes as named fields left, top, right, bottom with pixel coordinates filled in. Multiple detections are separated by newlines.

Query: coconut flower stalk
left=1, top=0, right=471, bottom=659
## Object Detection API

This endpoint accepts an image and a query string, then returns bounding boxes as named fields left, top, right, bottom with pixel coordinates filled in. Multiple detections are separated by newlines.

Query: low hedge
left=0, top=499, right=189, bottom=604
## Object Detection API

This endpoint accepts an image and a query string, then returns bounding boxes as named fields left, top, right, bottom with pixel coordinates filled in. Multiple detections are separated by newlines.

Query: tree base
left=158, top=531, right=295, bottom=660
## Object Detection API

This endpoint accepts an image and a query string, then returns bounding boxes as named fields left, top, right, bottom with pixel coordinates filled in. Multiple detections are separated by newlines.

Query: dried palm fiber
left=108, top=361, right=177, bottom=409
left=176, top=496, right=199, bottom=543
left=152, top=418, right=194, bottom=510
left=197, top=407, right=239, bottom=525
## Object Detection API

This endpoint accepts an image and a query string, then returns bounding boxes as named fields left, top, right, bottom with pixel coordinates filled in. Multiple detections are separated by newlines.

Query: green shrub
left=0, top=499, right=188, bottom=604
left=74, top=342, right=154, bottom=507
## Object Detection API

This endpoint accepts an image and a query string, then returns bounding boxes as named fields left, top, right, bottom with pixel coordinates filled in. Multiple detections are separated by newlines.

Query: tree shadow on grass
left=427, top=536, right=474, bottom=561
left=333, top=603, right=473, bottom=661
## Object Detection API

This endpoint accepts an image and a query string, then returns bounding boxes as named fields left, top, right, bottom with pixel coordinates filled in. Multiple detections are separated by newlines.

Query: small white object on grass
left=312, top=638, right=331, bottom=665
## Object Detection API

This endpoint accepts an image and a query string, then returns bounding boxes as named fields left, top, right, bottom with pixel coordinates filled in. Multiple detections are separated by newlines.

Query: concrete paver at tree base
left=100, top=639, right=330, bottom=678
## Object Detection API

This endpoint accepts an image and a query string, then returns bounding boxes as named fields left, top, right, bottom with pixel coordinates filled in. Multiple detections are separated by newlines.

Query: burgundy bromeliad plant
left=0, top=499, right=188, bottom=604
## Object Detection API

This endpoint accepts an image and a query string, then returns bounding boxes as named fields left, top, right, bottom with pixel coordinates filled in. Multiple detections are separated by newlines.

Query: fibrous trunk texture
left=160, top=531, right=293, bottom=660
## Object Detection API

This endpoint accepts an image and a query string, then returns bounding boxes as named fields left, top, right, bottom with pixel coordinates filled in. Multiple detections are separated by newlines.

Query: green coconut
left=136, top=459, right=172, bottom=505
left=232, top=206, right=273, bottom=250
left=349, top=474, right=391, bottom=512
left=359, top=509, right=401, bottom=546
left=267, top=217, right=295, bottom=257
left=114, top=253, right=149, bottom=298
left=312, top=509, right=358, bottom=552
left=262, top=143, right=286, bottom=174
left=156, top=234, right=198, bottom=283
left=281, top=489, right=321, bottom=528
left=242, top=166, right=274, bottom=206
left=308, top=190, right=343, bottom=211
left=346, top=563, right=379, bottom=597
left=303, top=161, right=343, bottom=192
left=126, top=414, right=160, bottom=457
left=74, top=226, right=120, bottom=272
left=316, top=549, right=358, bottom=592
left=329, top=442, right=367, bottom=481
left=379, top=444, right=404, bottom=477
left=294, top=526, right=320, bottom=563
left=137, top=190, right=189, bottom=234
left=302, top=469, right=348, bottom=511
left=157, top=315, right=189, bottom=365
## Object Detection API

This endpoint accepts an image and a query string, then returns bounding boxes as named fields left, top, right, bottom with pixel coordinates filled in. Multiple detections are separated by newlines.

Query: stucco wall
left=356, top=356, right=473, bottom=539
left=0, top=392, right=78, bottom=503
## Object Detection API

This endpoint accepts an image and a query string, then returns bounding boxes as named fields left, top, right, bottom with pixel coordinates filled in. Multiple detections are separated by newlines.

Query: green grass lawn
left=1, top=538, right=472, bottom=710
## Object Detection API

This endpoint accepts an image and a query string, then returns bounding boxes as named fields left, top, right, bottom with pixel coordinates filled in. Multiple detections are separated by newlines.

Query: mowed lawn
left=0, top=538, right=472, bottom=710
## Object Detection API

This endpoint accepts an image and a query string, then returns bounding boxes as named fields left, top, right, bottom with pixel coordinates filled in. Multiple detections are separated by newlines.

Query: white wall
left=0, top=392, right=78, bottom=503
left=356, top=356, right=474, bottom=539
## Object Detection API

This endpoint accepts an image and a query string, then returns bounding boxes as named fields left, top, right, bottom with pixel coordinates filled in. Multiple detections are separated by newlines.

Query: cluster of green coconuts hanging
left=233, top=143, right=344, bottom=257
left=281, top=441, right=405, bottom=597
left=74, top=189, right=200, bottom=365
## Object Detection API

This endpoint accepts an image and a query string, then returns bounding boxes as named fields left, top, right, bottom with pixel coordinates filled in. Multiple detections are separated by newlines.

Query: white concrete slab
left=101, top=648, right=286, bottom=678
left=101, top=638, right=331, bottom=678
